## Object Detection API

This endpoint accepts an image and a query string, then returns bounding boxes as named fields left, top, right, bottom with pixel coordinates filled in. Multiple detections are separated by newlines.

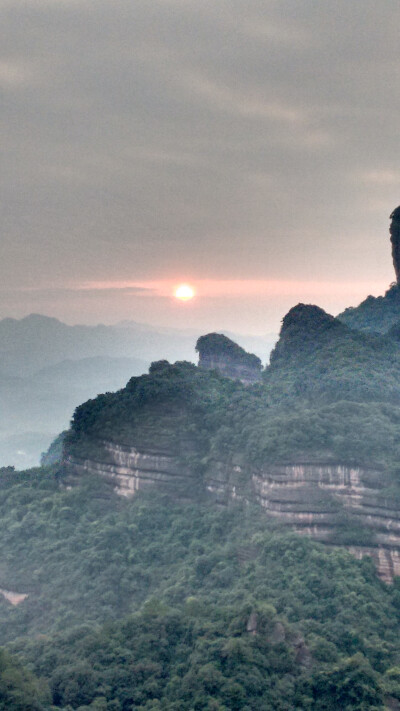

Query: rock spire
left=196, top=333, right=262, bottom=384
left=390, top=206, right=400, bottom=283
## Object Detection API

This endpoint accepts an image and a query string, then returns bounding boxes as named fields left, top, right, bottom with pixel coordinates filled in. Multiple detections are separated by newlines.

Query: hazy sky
left=1, top=0, right=400, bottom=333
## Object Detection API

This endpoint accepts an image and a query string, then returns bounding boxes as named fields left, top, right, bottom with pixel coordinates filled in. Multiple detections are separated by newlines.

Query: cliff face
left=196, top=333, right=262, bottom=384
left=207, top=460, right=400, bottom=583
left=64, top=322, right=400, bottom=583
left=198, top=353, right=261, bottom=385
left=390, top=206, right=400, bottom=284
left=66, top=440, right=195, bottom=497
left=66, top=440, right=400, bottom=582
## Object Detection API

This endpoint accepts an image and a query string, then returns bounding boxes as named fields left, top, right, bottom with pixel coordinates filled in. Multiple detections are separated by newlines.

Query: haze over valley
left=0, top=313, right=273, bottom=467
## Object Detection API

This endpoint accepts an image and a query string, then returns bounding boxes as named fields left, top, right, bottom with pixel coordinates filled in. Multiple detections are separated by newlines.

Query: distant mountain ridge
left=0, top=313, right=272, bottom=376
left=0, top=313, right=275, bottom=467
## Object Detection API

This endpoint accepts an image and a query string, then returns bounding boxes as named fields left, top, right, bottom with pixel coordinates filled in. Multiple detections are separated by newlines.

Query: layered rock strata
left=207, top=462, right=400, bottom=583
left=65, top=443, right=400, bottom=582
left=65, top=440, right=196, bottom=497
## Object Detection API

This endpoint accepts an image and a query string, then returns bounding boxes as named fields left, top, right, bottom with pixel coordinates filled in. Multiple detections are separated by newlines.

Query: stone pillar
left=390, top=206, right=400, bottom=284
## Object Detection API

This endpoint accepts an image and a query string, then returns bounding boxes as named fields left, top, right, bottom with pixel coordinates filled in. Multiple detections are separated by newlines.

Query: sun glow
left=174, top=283, right=195, bottom=301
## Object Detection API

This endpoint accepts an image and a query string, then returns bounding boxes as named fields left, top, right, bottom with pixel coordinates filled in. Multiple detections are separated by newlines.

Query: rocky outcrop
left=0, top=589, right=28, bottom=606
left=65, top=441, right=400, bottom=582
left=65, top=440, right=196, bottom=498
left=338, top=207, right=400, bottom=333
left=390, top=206, right=400, bottom=284
left=196, top=333, right=262, bottom=384
left=207, top=460, right=400, bottom=583
left=271, top=304, right=345, bottom=359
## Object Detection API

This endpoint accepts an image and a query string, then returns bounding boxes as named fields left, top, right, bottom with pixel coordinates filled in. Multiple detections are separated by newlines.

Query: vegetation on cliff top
left=66, top=304, right=400, bottom=472
left=265, top=302, right=400, bottom=407
left=195, top=333, right=262, bottom=370
left=338, top=283, right=400, bottom=334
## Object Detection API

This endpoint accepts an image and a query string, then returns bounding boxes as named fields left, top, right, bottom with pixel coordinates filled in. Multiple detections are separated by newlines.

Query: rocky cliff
left=196, top=333, right=262, bottom=384
left=64, top=316, right=400, bottom=583
left=65, top=440, right=400, bottom=582
left=390, top=206, right=400, bottom=284
left=207, top=459, right=400, bottom=583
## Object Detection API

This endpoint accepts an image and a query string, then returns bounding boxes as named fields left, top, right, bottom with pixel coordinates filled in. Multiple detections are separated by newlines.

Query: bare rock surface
left=196, top=333, right=262, bottom=384
left=66, top=440, right=400, bottom=582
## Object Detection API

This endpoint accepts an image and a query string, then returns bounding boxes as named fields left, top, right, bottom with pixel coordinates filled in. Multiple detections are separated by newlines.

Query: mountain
left=0, top=472, right=396, bottom=710
left=3, top=304, right=400, bottom=708
left=0, top=356, right=148, bottom=469
left=336, top=207, right=400, bottom=334
left=4, top=206, right=400, bottom=708
left=0, top=314, right=273, bottom=377
left=60, top=306, right=400, bottom=583
left=338, top=283, right=400, bottom=334
left=0, top=314, right=195, bottom=376
left=0, top=314, right=276, bottom=467
left=267, top=302, right=400, bottom=404
left=196, top=332, right=262, bottom=384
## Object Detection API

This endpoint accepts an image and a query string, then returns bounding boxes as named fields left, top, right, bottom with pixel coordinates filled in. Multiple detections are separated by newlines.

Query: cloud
left=1, top=0, right=399, bottom=330
left=2, top=285, right=155, bottom=296
left=361, top=170, right=400, bottom=186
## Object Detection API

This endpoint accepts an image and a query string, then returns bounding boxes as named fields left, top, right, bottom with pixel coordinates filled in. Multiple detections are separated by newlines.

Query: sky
left=1, top=0, right=400, bottom=334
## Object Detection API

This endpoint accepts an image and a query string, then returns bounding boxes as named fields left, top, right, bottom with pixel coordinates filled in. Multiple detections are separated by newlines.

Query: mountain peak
left=196, top=333, right=262, bottom=384
left=280, top=304, right=339, bottom=336
left=270, top=304, right=347, bottom=368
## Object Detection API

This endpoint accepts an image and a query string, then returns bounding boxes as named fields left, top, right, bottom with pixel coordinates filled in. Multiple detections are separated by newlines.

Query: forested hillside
left=66, top=304, right=400, bottom=472
left=0, top=315, right=271, bottom=469
left=339, top=283, right=400, bottom=334
left=1, top=468, right=400, bottom=710
left=4, top=301, right=400, bottom=708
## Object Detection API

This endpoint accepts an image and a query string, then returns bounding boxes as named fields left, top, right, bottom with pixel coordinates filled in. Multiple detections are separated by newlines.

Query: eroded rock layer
left=66, top=440, right=195, bottom=498
left=65, top=442, right=400, bottom=582
left=198, top=354, right=262, bottom=384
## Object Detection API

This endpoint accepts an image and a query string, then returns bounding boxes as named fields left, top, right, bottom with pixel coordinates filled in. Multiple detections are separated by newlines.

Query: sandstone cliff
left=64, top=315, right=400, bottom=583
left=196, top=333, right=262, bottom=384
left=390, top=206, right=400, bottom=284
left=65, top=441, right=400, bottom=582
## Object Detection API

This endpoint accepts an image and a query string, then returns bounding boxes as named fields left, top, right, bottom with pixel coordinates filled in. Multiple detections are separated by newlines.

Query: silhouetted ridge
left=280, top=303, right=342, bottom=336
left=338, top=207, right=400, bottom=333
left=339, top=283, right=400, bottom=334
left=265, top=301, right=400, bottom=407
left=390, top=205, right=400, bottom=283
left=270, top=304, right=346, bottom=365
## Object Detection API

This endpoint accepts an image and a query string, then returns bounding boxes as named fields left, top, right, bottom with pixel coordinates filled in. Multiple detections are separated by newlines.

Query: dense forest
left=339, top=283, right=400, bottom=334
left=5, top=295, right=400, bottom=708
left=2, top=469, right=400, bottom=710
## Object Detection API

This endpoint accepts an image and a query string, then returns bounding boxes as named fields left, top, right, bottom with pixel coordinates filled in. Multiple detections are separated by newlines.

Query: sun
left=174, top=283, right=195, bottom=301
